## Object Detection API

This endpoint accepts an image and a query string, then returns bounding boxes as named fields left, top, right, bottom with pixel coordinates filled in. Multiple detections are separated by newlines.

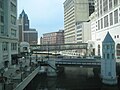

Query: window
left=104, top=15, right=108, bottom=28
left=117, top=35, right=119, bottom=38
left=109, top=0, right=112, bottom=9
left=107, top=54, right=109, bottom=59
left=116, top=44, right=120, bottom=58
left=112, top=54, right=114, bottom=59
left=111, top=45, right=114, bottom=49
left=98, top=20, right=100, bottom=30
left=108, top=72, right=111, bottom=76
left=100, top=0, right=102, bottom=15
left=114, top=0, right=118, bottom=7
left=101, top=18, right=103, bottom=29
left=114, top=9, right=118, bottom=24
left=103, top=0, right=108, bottom=13
left=0, top=11, right=4, bottom=23
left=97, top=0, right=100, bottom=17
left=11, top=2, right=16, bottom=13
left=107, top=45, right=109, bottom=49
left=23, top=47, right=27, bottom=50
left=0, top=0, right=4, bottom=9
left=98, top=45, right=100, bottom=56
left=0, top=25, right=4, bottom=34
left=11, top=29, right=16, bottom=37
left=109, top=12, right=113, bottom=26
left=11, top=43, right=17, bottom=50
left=2, top=42, right=8, bottom=51
left=11, top=15, right=16, bottom=25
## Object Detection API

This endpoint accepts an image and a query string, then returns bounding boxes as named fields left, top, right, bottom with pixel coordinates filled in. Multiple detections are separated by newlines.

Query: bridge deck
left=38, top=58, right=101, bottom=67
left=30, top=43, right=87, bottom=51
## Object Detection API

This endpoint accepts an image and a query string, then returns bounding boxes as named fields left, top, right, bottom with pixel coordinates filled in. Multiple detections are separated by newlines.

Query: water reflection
left=26, top=67, right=120, bottom=90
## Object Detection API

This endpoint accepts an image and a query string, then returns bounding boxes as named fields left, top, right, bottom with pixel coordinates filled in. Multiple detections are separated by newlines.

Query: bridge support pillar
left=87, top=68, right=94, bottom=78
left=47, top=60, right=57, bottom=77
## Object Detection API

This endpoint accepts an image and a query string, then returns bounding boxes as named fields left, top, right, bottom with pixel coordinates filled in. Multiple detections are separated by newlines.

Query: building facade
left=42, top=30, right=64, bottom=45
left=64, top=0, right=94, bottom=43
left=91, top=0, right=120, bottom=61
left=76, top=21, right=91, bottom=43
left=23, top=29, right=38, bottom=45
left=0, top=0, right=18, bottom=67
left=18, top=10, right=38, bottom=45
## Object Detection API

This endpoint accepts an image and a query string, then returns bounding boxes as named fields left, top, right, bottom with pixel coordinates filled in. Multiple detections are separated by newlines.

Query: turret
left=101, top=32, right=117, bottom=85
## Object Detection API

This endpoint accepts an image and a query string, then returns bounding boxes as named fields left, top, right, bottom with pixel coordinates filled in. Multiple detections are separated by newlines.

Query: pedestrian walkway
left=0, top=58, right=32, bottom=90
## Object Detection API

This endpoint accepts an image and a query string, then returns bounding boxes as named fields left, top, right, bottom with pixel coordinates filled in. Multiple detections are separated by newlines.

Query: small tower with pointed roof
left=101, top=32, right=117, bottom=85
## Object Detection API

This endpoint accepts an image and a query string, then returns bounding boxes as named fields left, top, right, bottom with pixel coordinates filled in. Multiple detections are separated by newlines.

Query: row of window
left=65, top=36, right=75, bottom=42
left=97, top=0, right=119, bottom=17
left=103, top=53, right=115, bottom=59
left=97, top=9, right=118, bottom=30
left=2, top=42, right=17, bottom=51
left=103, top=45, right=114, bottom=50
left=115, top=35, right=119, bottom=38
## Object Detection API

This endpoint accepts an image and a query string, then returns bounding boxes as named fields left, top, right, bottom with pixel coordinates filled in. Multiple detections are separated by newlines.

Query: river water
left=25, top=67, right=120, bottom=90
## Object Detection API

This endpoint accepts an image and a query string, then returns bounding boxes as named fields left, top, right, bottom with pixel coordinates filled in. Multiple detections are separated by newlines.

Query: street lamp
left=36, top=54, right=38, bottom=62
left=48, top=41, right=49, bottom=60
left=29, top=53, right=32, bottom=66
left=19, top=61, right=23, bottom=81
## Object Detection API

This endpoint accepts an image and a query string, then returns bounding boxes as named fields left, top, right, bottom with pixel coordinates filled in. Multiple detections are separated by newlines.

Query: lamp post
left=48, top=41, right=49, bottom=60
left=19, top=61, right=23, bottom=81
left=30, top=53, right=32, bottom=66
left=36, top=54, right=38, bottom=62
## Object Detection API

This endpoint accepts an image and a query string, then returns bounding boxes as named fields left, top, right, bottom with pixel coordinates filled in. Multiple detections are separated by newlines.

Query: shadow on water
left=24, top=67, right=120, bottom=90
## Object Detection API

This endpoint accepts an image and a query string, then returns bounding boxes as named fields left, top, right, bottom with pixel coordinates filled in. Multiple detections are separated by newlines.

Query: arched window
left=112, top=53, right=114, bottom=59
left=107, top=54, right=109, bottom=59
left=116, top=44, right=120, bottom=59
left=98, top=44, right=100, bottom=56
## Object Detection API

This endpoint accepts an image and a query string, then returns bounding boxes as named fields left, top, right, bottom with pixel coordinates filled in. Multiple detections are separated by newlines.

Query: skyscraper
left=18, top=10, right=38, bottom=45
left=64, top=0, right=94, bottom=43
left=0, top=0, right=18, bottom=67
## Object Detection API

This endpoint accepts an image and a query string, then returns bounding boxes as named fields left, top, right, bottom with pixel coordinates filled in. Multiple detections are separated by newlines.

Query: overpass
left=30, top=43, right=88, bottom=52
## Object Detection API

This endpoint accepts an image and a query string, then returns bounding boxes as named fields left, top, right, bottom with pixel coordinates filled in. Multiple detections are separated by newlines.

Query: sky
left=18, top=0, right=65, bottom=38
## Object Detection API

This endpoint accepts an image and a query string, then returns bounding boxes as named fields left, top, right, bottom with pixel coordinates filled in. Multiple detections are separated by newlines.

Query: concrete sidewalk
left=0, top=58, right=31, bottom=90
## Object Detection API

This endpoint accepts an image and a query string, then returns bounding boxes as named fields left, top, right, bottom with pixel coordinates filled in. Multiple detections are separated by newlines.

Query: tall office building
left=64, top=0, right=94, bottom=43
left=24, top=29, right=38, bottom=45
left=91, top=0, right=120, bottom=60
left=0, top=0, right=18, bottom=67
left=18, top=10, right=38, bottom=45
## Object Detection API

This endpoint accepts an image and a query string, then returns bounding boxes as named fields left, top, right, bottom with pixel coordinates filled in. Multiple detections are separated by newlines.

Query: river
left=24, top=67, right=120, bottom=90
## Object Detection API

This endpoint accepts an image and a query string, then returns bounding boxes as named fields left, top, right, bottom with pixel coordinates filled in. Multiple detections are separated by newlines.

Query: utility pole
left=48, top=41, right=49, bottom=60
